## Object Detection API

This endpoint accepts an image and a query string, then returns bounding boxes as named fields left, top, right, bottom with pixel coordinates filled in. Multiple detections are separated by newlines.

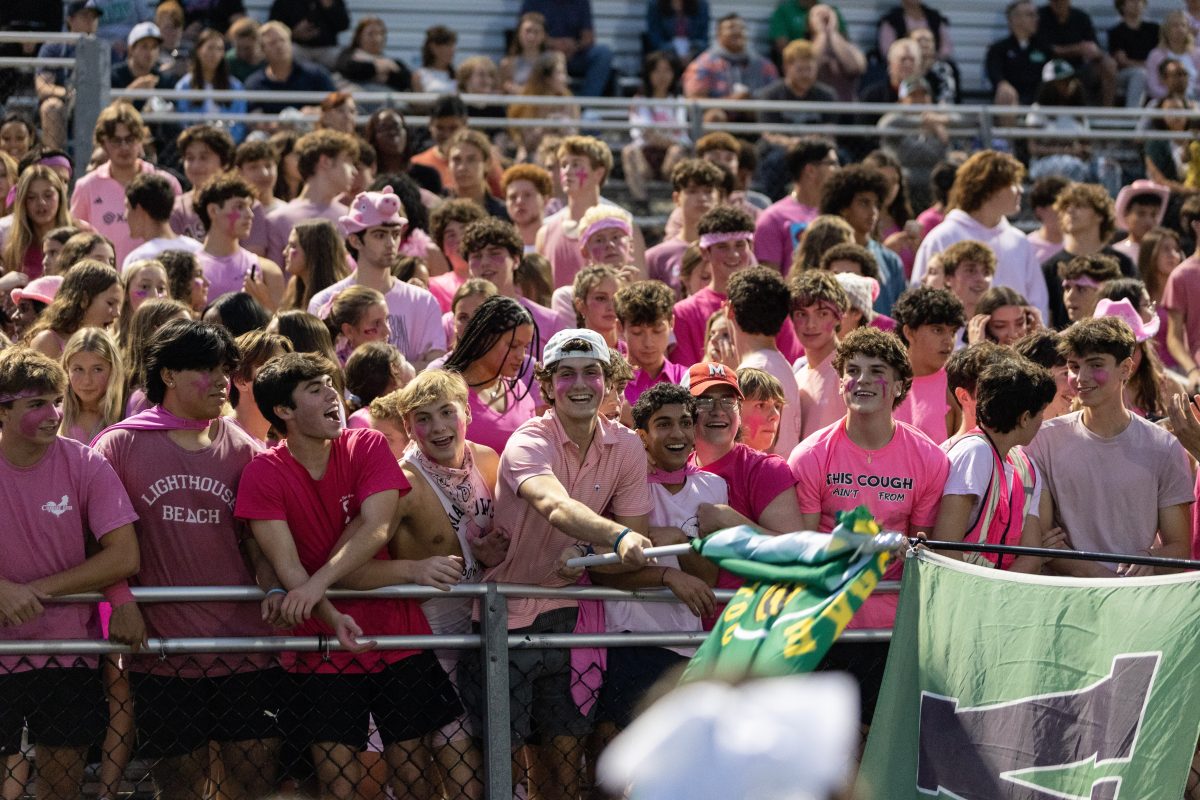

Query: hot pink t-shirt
left=428, top=270, right=466, bottom=313
left=869, top=314, right=897, bottom=333
left=752, top=195, right=818, bottom=275
left=0, top=438, right=138, bottom=671
left=671, top=286, right=804, bottom=367
left=894, top=368, right=950, bottom=444
left=235, top=428, right=429, bottom=674
left=795, top=354, right=847, bottom=442
left=265, top=197, right=349, bottom=267
left=310, top=274, right=447, bottom=364
left=1162, top=256, right=1200, bottom=363
left=624, top=358, right=687, bottom=405
left=92, top=418, right=272, bottom=676
left=70, top=160, right=183, bottom=266
left=488, top=410, right=653, bottom=629
left=465, top=384, right=538, bottom=460
left=789, top=418, right=948, bottom=629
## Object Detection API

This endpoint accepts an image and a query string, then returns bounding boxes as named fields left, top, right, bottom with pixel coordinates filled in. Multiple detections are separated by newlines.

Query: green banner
left=680, top=507, right=896, bottom=682
left=859, top=550, right=1200, bottom=799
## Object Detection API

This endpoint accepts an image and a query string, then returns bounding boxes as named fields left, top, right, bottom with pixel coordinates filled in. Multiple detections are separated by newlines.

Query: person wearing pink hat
left=307, top=186, right=446, bottom=370
left=1027, top=316, right=1193, bottom=578
left=10, top=275, right=63, bottom=336
left=1110, top=179, right=1170, bottom=264
left=1093, top=293, right=1188, bottom=419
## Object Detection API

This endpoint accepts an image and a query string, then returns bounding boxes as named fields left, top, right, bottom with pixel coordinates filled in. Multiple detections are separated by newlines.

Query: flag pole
left=915, top=539, right=1200, bottom=570
left=565, top=544, right=693, bottom=568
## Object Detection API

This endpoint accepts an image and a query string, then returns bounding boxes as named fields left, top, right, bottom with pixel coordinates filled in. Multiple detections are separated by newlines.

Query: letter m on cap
left=708, top=364, right=727, bottom=377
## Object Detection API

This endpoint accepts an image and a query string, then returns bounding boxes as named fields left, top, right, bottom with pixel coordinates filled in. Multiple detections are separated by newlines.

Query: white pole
left=565, top=543, right=693, bottom=569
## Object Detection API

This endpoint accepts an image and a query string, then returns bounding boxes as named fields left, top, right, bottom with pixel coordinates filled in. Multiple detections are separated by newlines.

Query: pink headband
left=1062, top=276, right=1102, bottom=290
left=0, top=389, right=47, bottom=404
left=39, top=156, right=71, bottom=171
left=818, top=300, right=844, bottom=320
left=582, top=216, right=631, bottom=244
left=699, top=231, right=753, bottom=249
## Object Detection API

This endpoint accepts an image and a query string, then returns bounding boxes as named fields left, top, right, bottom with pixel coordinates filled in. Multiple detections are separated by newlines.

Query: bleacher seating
left=244, top=0, right=1127, bottom=98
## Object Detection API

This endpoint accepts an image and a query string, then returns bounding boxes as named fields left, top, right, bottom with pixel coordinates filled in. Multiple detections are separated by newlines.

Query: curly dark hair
left=696, top=204, right=754, bottom=237
left=430, top=198, right=488, bottom=251
left=1058, top=316, right=1136, bottom=364
left=976, top=358, right=1056, bottom=434
left=832, top=327, right=913, bottom=407
left=945, top=341, right=1012, bottom=399
left=1013, top=329, right=1066, bottom=369
left=890, top=286, right=966, bottom=346
left=632, top=381, right=696, bottom=430
left=614, top=280, right=674, bottom=327
left=819, top=165, right=889, bottom=217
left=727, top=267, right=790, bottom=336
left=195, top=173, right=255, bottom=232
left=460, top=217, right=523, bottom=260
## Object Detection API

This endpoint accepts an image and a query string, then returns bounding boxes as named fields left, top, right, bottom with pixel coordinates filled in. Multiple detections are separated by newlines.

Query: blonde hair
left=60, top=327, right=125, bottom=436
left=326, top=285, right=386, bottom=333
left=93, top=102, right=146, bottom=150
left=3, top=167, right=71, bottom=277
left=117, top=259, right=168, bottom=348
left=577, top=205, right=633, bottom=251
left=394, top=368, right=469, bottom=421
left=737, top=366, right=786, bottom=403
left=572, top=265, right=622, bottom=326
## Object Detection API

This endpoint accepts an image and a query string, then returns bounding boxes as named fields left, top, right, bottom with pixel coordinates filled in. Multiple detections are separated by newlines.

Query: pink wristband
left=103, top=581, right=135, bottom=607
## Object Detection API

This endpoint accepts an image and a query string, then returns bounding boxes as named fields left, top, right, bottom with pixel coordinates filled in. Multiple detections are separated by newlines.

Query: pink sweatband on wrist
left=699, top=231, right=753, bottom=249
left=581, top=216, right=632, bottom=244
left=103, top=582, right=135, bottom=607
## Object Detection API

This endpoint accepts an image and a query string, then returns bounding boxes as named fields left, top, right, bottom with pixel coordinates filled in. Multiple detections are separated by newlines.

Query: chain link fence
left=0, top=583, right=894, bottom=800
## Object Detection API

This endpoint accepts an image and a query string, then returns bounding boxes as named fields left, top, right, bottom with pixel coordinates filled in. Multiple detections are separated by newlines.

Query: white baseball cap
left=541, top=328, right=611, bottom=368
left=127, top=21, right=162, bottom=48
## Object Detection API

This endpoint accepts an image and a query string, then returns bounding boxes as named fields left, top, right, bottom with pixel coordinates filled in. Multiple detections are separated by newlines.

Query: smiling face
left=67, top=350, right=112, bottom=411
left=693, top=385, right=741, bottom=454
left=127, top=265, right=169, bottom=313
left=740, top=396, right=782, bottom=453
left=840, top=353, right=903, bottom=416
left=0, top=121, right=32, bottom=160
left=791, top=302, right=841, bottom=353
left=703, top=237, right=753, bottom=286
left=406, top=396, right=469, bottom=467
left=986, top=304, right=1028, bottom=345
left=467, top=244, right=516, bottom=294
left=165, top=363, right=232, bottom=419
left=82, top=283, right=123, bottom=329
left=1065, top=350, right=1128, bottom=409
left=545, top=356, right=607, bottom=423
left=945, top=261, right=993, bottom=311
left=1, top=392, right=64, bottom=449
left=281, top=373, right=343, bottom=439
left=638, top=402, right=695, bottom=471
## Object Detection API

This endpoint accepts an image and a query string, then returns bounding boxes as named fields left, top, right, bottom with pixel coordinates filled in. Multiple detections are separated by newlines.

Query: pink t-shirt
left=310, top=274, right=447, bottom=364
left=0, top=438, right=138, bottom=671
left=869, top=314, right=897, bottom=333
left=671, top=286, right=804, bottom=367
left=894, top=368, right=950, bottom=444
left=465, top=383, right=538, bottom=454
left=198, top=246, right=259, bottom=301
left=644, top=237, right=689, bottom=297
left=517, top=294, right=566, bottom=347
left=540, top=207, right=587, bottom=289
left=752, top=195, right=818, bottom=275
left=488, top=410, right=653, bottom=629
left=92, top=419, right=273, bottom=676
left=623, top=358, right=687, bottom=405
left=1162, top=256, right=1200, bottom=363
left=1026, top=230, right=1065, bottom=268
left=795, top=354, right=847, bottom=442
left=1027, top=411, right=1194, bottom=566
left=235, top=428, right=430, bottom=674
left=171, top=194, right=269, bottom=255
left=789, top=418, right=948, bottom=629
left=346, top=407, right=372, bottom=429
left=70, top=160, right=183, bottom=266
left=265, top=196, right=349, bottom=267
left=428, top=270, right=466, bottom=313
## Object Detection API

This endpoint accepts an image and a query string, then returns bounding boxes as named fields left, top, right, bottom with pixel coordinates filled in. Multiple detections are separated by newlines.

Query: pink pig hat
left=338, top=186, right=408, bottom=236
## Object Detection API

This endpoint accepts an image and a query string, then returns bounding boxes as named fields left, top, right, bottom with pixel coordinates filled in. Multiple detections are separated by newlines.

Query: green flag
left=859, top=550, right=1200, bottom=799
left=680, top=506, right=900, bottom=683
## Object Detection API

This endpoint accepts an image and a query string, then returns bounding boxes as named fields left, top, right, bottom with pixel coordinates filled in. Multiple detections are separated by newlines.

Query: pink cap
left=11, top=275, right=63, bottom=306
left=1093, top=297, right=1160, bottom=342
left=1114, top=180, right=1169, bottom=226
left=338, top=186, right=407, bottom=236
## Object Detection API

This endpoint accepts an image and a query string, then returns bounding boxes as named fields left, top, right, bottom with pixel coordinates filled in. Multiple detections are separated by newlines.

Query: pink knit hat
left=338, top=186, right=407, bottom=236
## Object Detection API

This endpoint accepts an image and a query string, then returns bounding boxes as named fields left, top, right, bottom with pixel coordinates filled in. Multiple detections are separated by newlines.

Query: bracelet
left=613, top=527, right=633, bottom=554
left=266, top=588, right=287, bottom=597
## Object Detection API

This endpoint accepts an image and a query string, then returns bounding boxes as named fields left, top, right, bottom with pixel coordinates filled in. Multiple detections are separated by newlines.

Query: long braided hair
left=443, top=295, right=538, bottom=401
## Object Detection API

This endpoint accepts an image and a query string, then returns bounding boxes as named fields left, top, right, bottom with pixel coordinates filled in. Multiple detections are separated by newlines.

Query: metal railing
left=2, top=581, right=896, bottom=800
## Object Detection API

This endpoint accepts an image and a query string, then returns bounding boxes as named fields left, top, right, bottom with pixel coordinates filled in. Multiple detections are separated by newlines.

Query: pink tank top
left=198, top=247, right=258, bottom=300
left=540, top=212, right=586, bottom=289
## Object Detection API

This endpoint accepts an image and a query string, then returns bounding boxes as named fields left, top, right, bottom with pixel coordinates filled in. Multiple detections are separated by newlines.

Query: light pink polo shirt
left=70, top=160, right=183, bottom=266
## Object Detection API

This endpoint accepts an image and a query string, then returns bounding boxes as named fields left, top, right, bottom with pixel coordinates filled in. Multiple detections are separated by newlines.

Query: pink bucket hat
left=11, top=275, right=63, bottom=306
left=338, top=186, right=407, bottom=236
left=1114, top=180, right=1170, bottom=227
left=1093, top=297, right=1160, bottom=342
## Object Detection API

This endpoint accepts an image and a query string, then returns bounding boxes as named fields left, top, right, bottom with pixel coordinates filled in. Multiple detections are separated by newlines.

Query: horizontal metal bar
left=0, top=32, right=84, bottom=44
left=0, top=628, right=892, bottom=656
left=918, top=539, right=1200, bottom=570
left=0, top=57, right=74, bottom=68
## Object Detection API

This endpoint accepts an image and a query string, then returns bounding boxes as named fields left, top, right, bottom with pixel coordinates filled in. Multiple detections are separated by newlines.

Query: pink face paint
left=841, top=376, right=859, bottom=394
left=133, top=289, right=148, bottom=298
left=573, top=169, right=589, bottom=184
left=18, top=402, right=62, bottom=438
left=1067, top=372, right=1081, bottom=392
left=1092, top=369, right=1109, bottom=386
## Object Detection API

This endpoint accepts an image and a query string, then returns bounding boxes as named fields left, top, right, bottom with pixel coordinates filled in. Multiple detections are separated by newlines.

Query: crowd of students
left=3, top=11, right=1200, bottom=790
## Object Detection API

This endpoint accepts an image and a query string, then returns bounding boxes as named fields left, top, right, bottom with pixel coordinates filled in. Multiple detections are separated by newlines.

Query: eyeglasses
left=106, top=134, right=140, bottom=147
left=695, top=397, right=740, bottom=412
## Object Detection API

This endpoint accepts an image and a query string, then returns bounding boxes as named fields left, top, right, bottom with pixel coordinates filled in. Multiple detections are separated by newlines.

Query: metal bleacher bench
left=244, top=0, right=1129, bottom=99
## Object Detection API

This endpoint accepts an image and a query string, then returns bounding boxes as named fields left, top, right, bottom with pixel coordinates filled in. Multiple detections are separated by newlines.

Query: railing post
left=72, top=35, right=109, bottom=180
left=688, top=99, right=704, bottom=145
left=480, top=583, right=511, bottom=800
left=978, top=105, right=994, bottom=150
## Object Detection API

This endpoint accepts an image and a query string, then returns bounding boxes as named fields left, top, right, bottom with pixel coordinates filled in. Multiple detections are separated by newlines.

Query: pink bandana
left=699, top=231, right=752, bottom=249
left=648, top=464, right=698, bottom=485
left=90, top=404, right=211, bottom=446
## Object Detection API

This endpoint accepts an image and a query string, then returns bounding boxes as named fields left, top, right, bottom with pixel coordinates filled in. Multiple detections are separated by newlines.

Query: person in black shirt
left=987, top=0, right=1053, bottom=106
left=1038, top=0, right=1117, bottom=105
left=1109, top=0, right=1158, bottom=106
left=268, top=0, right=349, bottom=70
